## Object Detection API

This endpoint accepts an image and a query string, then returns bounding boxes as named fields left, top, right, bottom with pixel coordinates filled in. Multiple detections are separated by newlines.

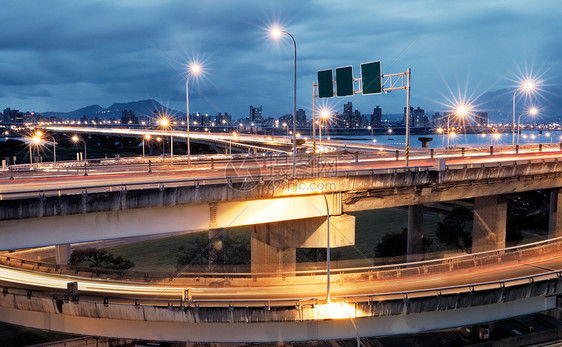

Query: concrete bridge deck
left=0, top=152, right=561, bottom=250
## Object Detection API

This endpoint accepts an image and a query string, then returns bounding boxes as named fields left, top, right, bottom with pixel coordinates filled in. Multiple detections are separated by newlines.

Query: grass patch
left=107, top=226, right=251, bottom=273
left=97, top=208, right=441, bottom=272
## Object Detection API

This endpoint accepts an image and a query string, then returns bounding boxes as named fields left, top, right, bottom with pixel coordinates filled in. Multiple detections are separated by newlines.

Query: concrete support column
left=251, top=235, right=296, bottom=273
left=250, top=215, right=355, bottom=273
left=407, top=204, right=424, bottom=262
left=472, top=195, right=507, bottom=253
left=55, top=244, right=71, bottom=265
left=549, top=189, right=562, bottom=239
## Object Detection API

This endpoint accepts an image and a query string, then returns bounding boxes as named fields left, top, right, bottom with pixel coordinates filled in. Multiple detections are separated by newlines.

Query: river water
left=327, top=130, right=562, bottom=149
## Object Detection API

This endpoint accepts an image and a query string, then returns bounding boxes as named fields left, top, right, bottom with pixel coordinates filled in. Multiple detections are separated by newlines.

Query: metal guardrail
left=2, top=258, right=561, bottom=310
left=2, top=235, right=562, bottom=289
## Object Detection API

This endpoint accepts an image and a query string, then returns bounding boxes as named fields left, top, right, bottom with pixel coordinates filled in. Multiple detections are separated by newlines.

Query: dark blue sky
left=1, top=0, right=560, bottom=118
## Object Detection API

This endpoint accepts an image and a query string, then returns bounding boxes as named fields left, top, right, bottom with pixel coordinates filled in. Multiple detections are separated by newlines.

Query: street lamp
left=142, top=134, right=151, bottom=158
left=35, top=131, right=56, bottom=166
left=512, top=79, right=536, bottom=145
left=29, top=134, right=41, bottom=164
left=186, top=63, right=201, bottom=166
left=156, top=136, right=163, bottom=155
left=517, top=107, right=538, bottom=146
left=271, top=26, right=297, bottom=176
left=159, top=117, right=173, bottom=161
left=447, top=105, right=468, bottom=149
left=71, top=135, right=87, bottom=161
left=319, top=109, right=330, bottom=148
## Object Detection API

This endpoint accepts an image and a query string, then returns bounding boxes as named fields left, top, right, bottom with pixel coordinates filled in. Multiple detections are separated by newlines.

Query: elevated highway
left=1, top=141, right=562, bottom=342
left=0, top=238, right=561, bottom=342
left=1, top=150, right=562, bottom=250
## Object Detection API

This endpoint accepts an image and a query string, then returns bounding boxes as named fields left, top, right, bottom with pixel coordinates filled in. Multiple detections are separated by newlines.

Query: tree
left=375, top=228, right=433, bottom=258
left=435, top=207, right=472, bottom=252
left=69, top=248, right=134, bottom=270
left=176, top=231, right=251, bottom=269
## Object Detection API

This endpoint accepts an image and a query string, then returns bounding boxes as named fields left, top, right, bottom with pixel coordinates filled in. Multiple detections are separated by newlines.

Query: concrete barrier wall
left=0, top=277, right=559, bottom=342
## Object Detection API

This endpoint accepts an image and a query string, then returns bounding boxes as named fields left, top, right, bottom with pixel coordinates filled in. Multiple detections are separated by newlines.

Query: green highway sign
left=336, top=66, right=354, bottom=97
left=317, top=69, right=334, bottom=98
left=361, top=61, right=382, bottom=94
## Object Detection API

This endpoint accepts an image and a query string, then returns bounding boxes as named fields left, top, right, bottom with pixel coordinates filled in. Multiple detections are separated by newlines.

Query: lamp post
left=512, top=80, right=536, bottom=145
left=322, top=192, right=331, bottom=304
left=517, top=107, right=538, bottom=146
left=36, top=131, right=56, bottom=166
left=71, top=135, right=86, bottom=161
left=142, top=134, right=151, bottom=158
left=186, top=64, right=200, bottom=166
left=319, top=109, right=330, bottom=149
left=447, top=105, right=468, bottom=149
left=271, top=27, right=297, bottom=176
left=156, top=137, right=163, bottom=155
left=159, top=117, right=173, bottom=162
left=29, top=134, right=41, bottom=164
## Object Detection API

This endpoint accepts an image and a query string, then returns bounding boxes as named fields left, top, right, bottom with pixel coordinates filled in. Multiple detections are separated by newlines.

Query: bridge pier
left=251, top=236, right=296, bottom=273
left=549, top=189, right=562, bottom=239
left=251, top=214, right=355, bottom=273
left=407, top=204, right=424, bottom=262
left=55, top=244, right=71, bottom=265
left=472, top=195, right=506, bottom=253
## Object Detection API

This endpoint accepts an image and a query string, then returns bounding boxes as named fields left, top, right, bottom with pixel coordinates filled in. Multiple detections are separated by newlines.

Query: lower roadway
left=1, top=240, right=561, bottom=304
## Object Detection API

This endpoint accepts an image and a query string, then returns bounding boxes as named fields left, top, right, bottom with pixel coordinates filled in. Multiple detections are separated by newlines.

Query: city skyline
left=0, top=1, right=560, bottom=118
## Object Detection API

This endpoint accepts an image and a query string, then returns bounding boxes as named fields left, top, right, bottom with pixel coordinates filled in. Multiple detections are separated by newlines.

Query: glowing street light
left=156, top=136, right=163, bottom=155
left=186, top=63, right=201, bottom=166
left=158, top=116, right=173, bottom=161
left=447, top=104, right=469, bottom=149
left=36, top=130, right=57, bottom=166
left=319, top=108, right=330, bottom=147
left=270, top=25, right=297, bottom=176
left=142, top=134, right=151, bottom=158
left=29, top=134, right=42, bottom=164
left=517, top=107, right=538, bottom=146
left=492, top=132, right=501, bottom=146
left=71, top=135, right=87, bottom=163
left=512, top=78, right=537, bottom=145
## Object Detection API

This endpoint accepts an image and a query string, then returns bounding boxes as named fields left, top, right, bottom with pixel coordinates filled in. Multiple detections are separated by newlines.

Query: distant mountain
left=42, top=99, right=184, bottom=120
left=476, top=86, right=562, bottom=123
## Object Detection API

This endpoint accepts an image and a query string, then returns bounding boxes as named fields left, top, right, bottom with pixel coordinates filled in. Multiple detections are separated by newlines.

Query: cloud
left=0, top=0, right=560, bottom=117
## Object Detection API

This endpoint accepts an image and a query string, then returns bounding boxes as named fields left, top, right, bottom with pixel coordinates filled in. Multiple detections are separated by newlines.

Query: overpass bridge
left=1, top=146, right=562, bottom=342
left=0, top=237, right=561, bottom=342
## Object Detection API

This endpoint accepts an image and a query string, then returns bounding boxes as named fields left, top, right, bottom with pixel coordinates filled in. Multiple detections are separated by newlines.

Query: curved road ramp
left=1, top=238, right=562, bottom=343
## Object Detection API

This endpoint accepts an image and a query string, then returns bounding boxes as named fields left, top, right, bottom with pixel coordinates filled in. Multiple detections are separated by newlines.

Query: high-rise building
left=249, top=105, right=263, bottom=122
left=476, top=112, right=488, bottom=127
left=296, top=109, right=306, bottom=126
left=413, top=107, right=425, bottom=127
left=432, top=112, right=444, bottom=127
left=335, top=102, right=353, bottom=128
left=2, top=108, right=23, bottom=124
left=403, top=106, right=413, bottom=126
left=215, top=112, right=232, bottom=126
left=371, top=106, right=382, bottom=127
